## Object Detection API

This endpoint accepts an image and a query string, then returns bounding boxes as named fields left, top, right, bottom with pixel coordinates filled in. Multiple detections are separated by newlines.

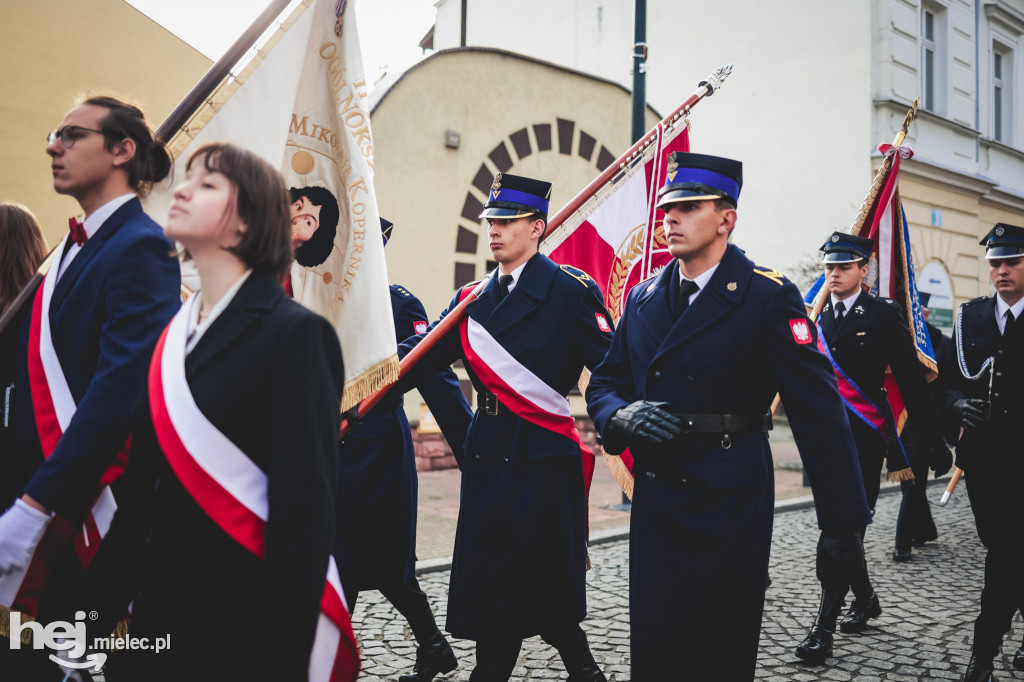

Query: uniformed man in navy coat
left=586, top=152, right=873, bottom=680
left=334, top=218, right=472, bottom=682
left=944, top=223, right=1024, bottom=682
left=794, top=232, right=943, bottom=662
left=395, top=174, right=613, bottom=681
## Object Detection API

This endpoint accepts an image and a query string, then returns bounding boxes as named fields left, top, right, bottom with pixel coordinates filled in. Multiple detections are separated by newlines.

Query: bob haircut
left=184, top=142, right=293, bottom=277
left=291, top=186, right=339, bottom=268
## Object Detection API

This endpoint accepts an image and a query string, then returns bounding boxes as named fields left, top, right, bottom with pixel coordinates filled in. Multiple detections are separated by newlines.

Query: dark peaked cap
left=479, top=172, right=552, bottom=220
left=655, top=152, right=743, bottom=209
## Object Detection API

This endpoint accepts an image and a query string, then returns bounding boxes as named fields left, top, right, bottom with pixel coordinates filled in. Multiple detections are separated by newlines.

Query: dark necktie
left=496, top=274, right=514, bottom=303
left=834, top=301, right=846, bottom=326
left=677, top=279, right=699, bottom=318
left=1005, top=309, right=1016, bottom=336
left=68, top=217, right=88, bottom=246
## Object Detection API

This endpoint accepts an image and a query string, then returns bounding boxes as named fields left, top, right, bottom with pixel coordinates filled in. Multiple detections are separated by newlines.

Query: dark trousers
left=895, top=457, right=936, bottom=550
left=973, top=548, right=1024, bottom=661
left=345, top=575, right=441, bottom=645
left=469, top=623, right=596, bottom=681
left=837, top=444, right=884, bottom=601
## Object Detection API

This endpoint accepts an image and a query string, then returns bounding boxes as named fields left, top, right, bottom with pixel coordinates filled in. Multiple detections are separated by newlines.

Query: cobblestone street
left=352, top=483, right=1024, bottom=681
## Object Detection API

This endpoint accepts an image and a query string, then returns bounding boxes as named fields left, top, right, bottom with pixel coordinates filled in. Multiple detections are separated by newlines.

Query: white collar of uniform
left=56, top=193, right=136, bottom=282
left=186, top=269, right=253, bottom=354
left=677, top=261, right=719, bottom=304
left=994, top=294, right=1024, bottom=331
left=82, top=193, right=135, bottom=238
left=830, top=288, right=862, bottom=311
left=498, top=260, right=528, bottom=293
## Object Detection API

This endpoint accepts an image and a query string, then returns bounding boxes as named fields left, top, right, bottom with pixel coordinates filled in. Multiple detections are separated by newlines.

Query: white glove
left=0, top=499, right=52, bottom=575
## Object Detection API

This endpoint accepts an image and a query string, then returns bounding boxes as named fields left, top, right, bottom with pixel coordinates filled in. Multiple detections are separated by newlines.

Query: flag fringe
left=0, top=605, right=34, bottom=644
left=341, top=354, right=399, bottom=411
left=603, top=451, right=634, bottom=500
left=887, top=467, right=915, bottom=483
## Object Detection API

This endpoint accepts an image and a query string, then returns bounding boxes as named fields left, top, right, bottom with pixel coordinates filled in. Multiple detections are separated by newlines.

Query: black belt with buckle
left=478, top=391, right=504, bottom=416
left=673, top=412, right=774, bottom=435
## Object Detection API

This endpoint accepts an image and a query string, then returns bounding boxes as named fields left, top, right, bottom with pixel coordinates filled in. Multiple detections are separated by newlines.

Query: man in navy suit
left=394, top=174, right=613, bottom=681
left=944, top=223, right=1024, bottom=682
left=586, top=152, right=872, bottom=680
left=0, top=96, right=180, bottom=673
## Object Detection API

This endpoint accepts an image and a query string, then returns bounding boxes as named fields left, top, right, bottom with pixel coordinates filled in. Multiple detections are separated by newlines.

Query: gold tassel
left=111, top=616, right=131, bottom=641
left=340, top=354, right=400, bottom=411
left=0, top=606, right=35, bottom=645
left=603, top=451, right=634, bottom=500
left=887, top=467, right=915, bottom=483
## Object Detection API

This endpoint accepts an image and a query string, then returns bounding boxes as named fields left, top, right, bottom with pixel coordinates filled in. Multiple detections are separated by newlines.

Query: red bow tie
left=68, top=217, right=88, bottom=246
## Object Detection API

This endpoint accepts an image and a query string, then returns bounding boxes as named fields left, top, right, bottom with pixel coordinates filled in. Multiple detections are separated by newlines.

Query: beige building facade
left=429, top=0, right=1024, bottom=332
left=1, top=0, right=211, bottom=246
left=371, top=47, right=658, bottom=319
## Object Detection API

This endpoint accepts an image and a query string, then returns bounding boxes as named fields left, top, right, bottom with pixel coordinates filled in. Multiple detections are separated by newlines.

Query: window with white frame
left=921, top=3, right=947, bottom=115
left=993, top=44, right=1013, bottom=144
left=923, top=9, right=937, bottom=109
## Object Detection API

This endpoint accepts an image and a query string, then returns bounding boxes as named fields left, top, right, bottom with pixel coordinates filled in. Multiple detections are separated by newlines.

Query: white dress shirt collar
left=186, top=270, right=253, bottom=354
left=678, top=261, right=720, bottom=305
left=830, top=288, right=862, bottom=312
left=498, top=261, right=528, bottom=294
left=994, top=294, right=1024, bottom=335
left=56, top=193, right=135, bottom=281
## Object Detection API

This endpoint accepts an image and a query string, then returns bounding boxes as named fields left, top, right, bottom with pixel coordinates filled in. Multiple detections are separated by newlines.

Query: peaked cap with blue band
left=655, top=152, right=743, bottom=209
left=480, top=172, right=552, bottom=220
left=820, top=231, right=874, bottom=264
left=980, top=222, right=1024, bottom=260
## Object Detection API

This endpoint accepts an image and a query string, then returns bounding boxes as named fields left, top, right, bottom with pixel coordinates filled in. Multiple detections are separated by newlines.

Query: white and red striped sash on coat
left=0, top=236, right=125, bottom=613
left=456, top=286, right=597, bottom=512
left=147, top=298, right=359, bottom=682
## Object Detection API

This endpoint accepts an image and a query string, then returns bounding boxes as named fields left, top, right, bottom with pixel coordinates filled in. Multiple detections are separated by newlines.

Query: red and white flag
left=541, top=122, right=690, bottom=492
left=543, top=123, right=689, bottom=321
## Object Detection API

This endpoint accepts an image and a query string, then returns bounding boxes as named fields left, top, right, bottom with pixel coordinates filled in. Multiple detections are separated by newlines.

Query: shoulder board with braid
left=558, top=264, right=595, bottom=287
left=752, top=265, right=790, bottom=286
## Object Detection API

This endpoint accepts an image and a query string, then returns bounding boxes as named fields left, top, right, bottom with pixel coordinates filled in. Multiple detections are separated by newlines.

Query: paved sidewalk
left=353, top=482, right=1024, bottom=681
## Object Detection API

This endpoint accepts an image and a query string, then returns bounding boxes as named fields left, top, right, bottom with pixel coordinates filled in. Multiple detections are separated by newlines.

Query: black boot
left=398, top=630, right=458, bottom=682
left=566, top=664, right=607, bottom=682
left=552, top=627, right=606, bottom=682
left=963, top=653, right=996, bottom=681
left=795, top=588, right=845, bottom=663
left=839, top=592, right=882, bottom=633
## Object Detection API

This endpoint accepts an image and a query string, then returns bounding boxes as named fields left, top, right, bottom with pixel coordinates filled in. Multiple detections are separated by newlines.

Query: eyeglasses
left=47, top=125, right=105, bottom=148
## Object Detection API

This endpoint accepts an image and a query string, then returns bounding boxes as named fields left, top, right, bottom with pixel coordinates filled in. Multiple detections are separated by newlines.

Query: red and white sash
left=148, top=298, right=359, bottom=682
left=457, top=286, right=596, bottom=511
left=0, top=238, right=124, bottom=612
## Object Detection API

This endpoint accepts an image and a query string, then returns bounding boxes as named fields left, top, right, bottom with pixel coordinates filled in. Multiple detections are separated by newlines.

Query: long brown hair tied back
left=0, top=202, right=48, bottom=314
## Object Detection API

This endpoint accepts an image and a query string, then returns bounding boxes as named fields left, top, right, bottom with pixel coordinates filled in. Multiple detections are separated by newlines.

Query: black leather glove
left=815, top=530, right=864, bottom=588
left=952, top=398, right=987, bottom=431
left=603, top=401, right=682, bottom=455
left=929, top=438, right=954, bottom=478
left=338, top=404, right=362, bottom=445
